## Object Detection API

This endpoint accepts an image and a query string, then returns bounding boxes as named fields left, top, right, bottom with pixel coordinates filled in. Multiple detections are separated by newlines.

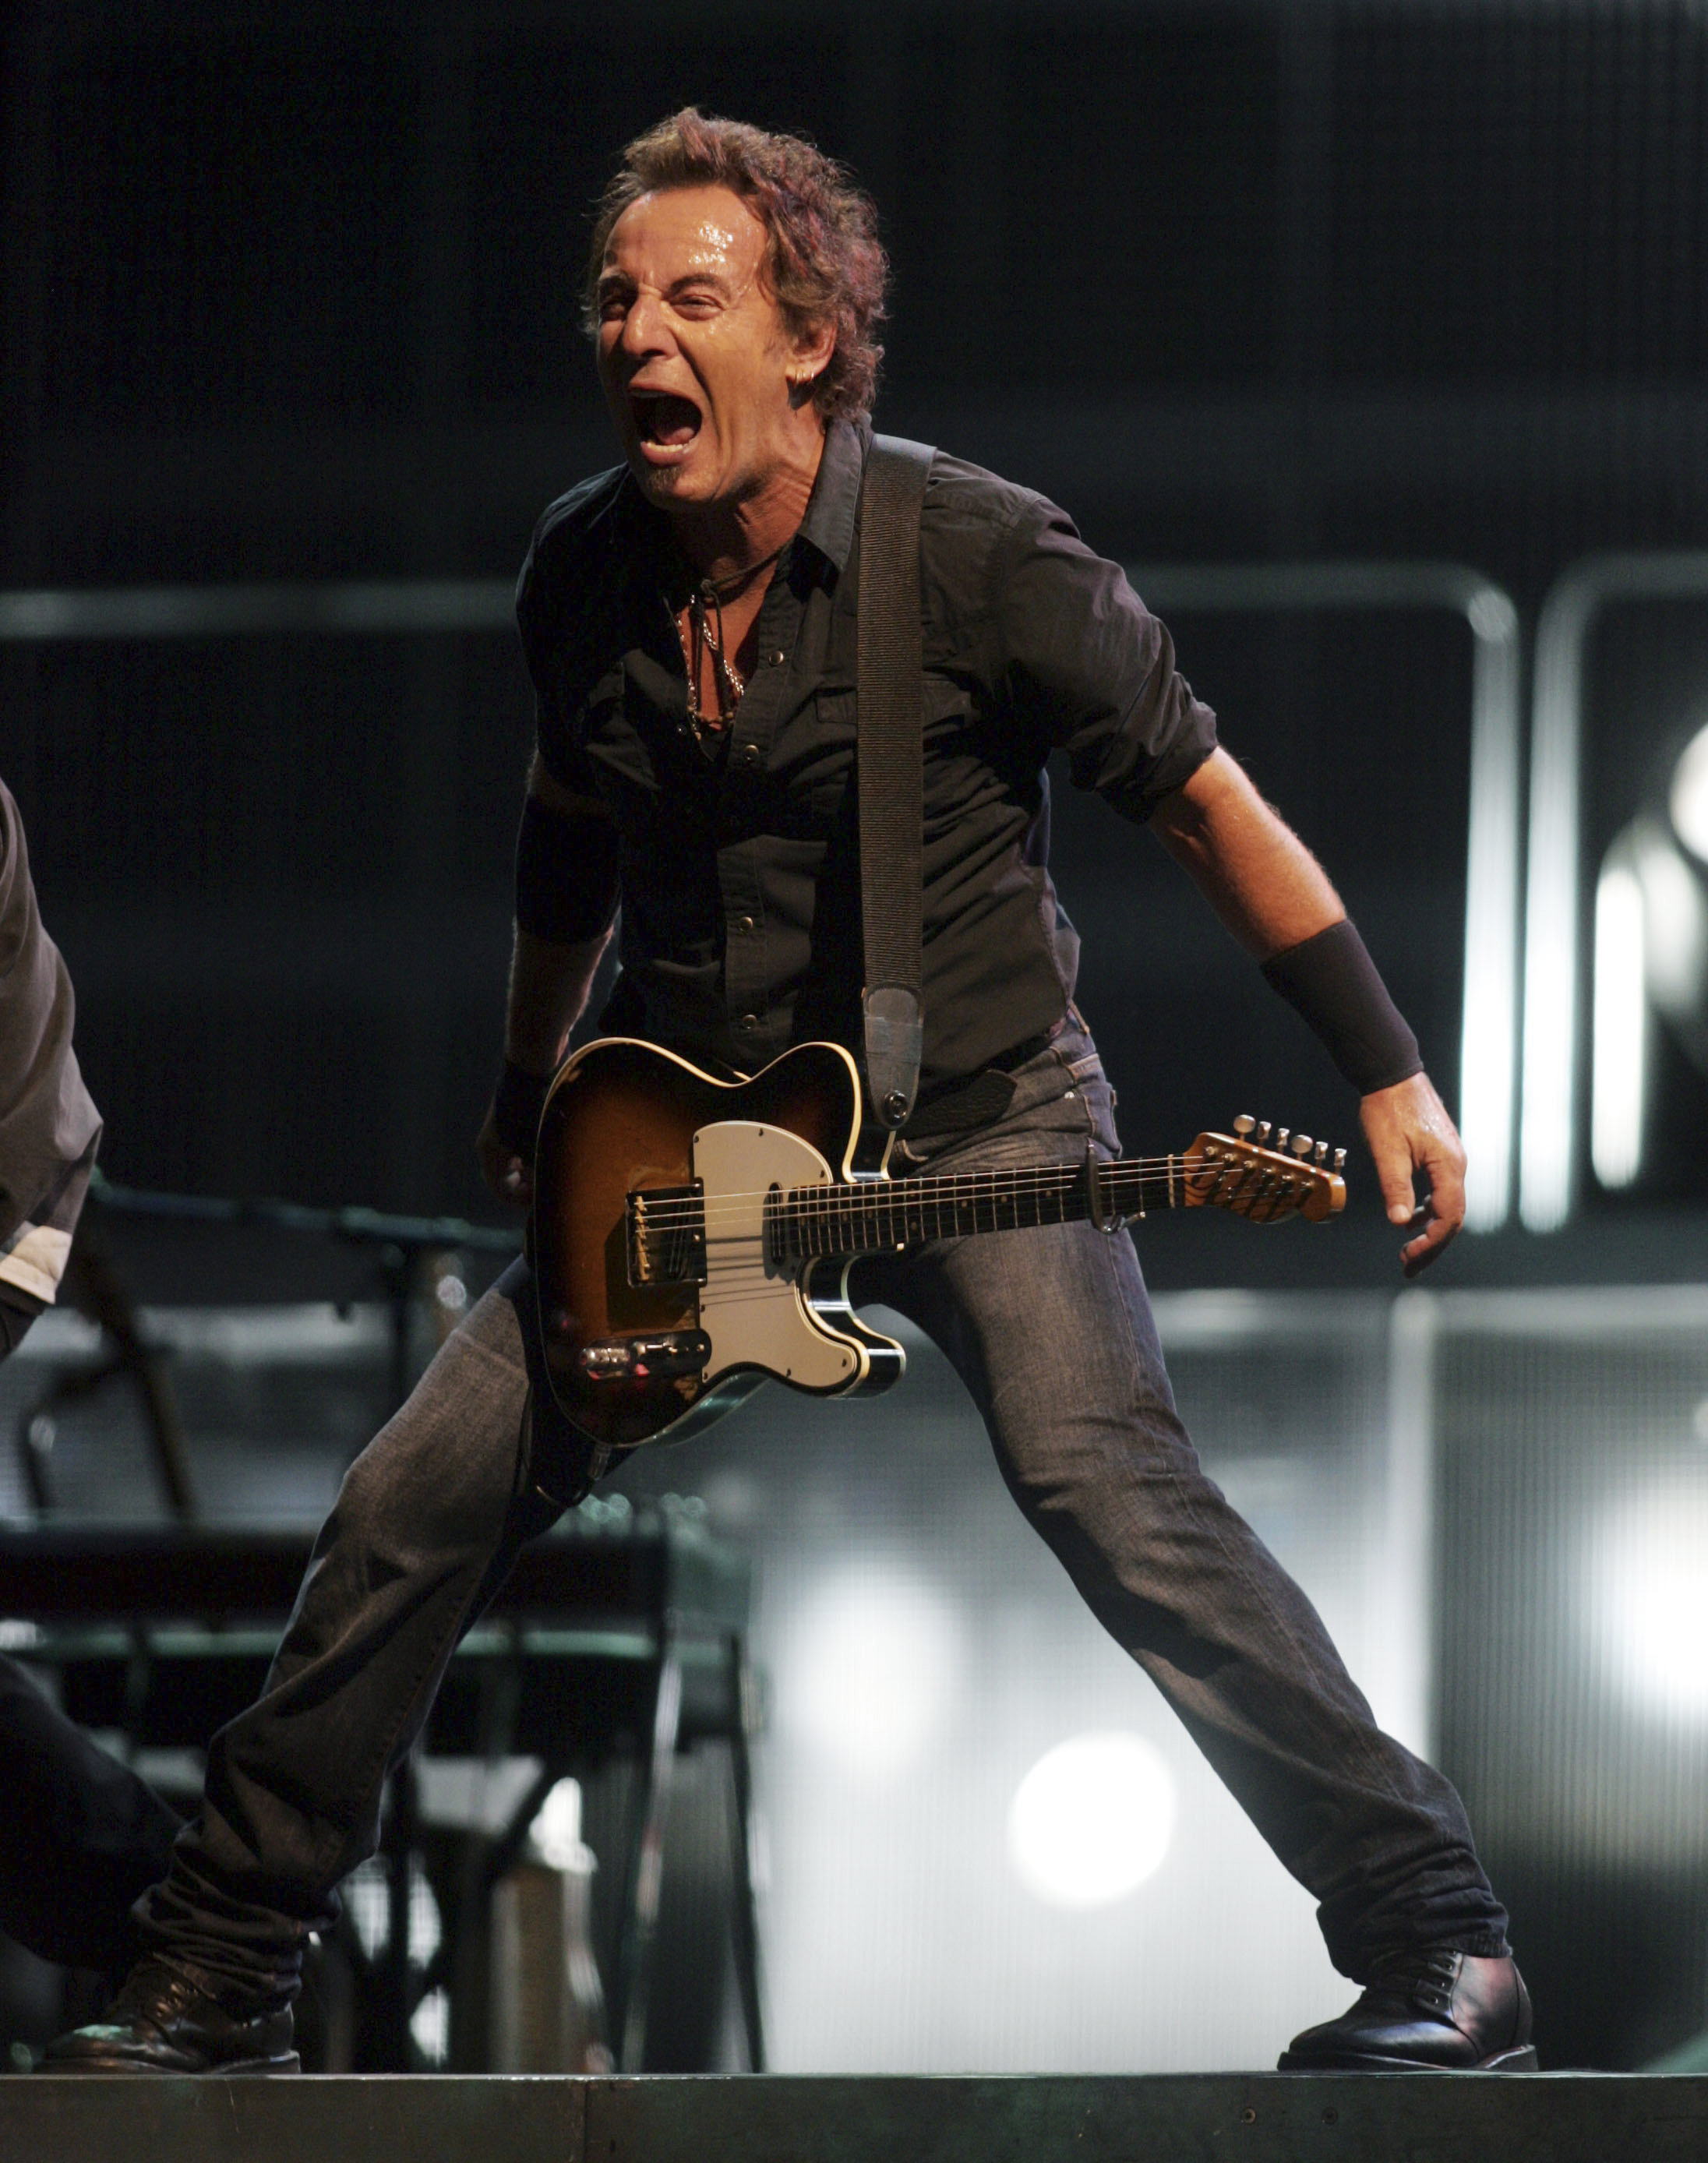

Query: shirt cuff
left=0, top=1221, right=72, bottom=1304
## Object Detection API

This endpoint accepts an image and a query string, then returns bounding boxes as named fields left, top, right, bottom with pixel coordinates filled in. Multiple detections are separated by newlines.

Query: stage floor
left=7, top=2073, right=1706, bottom=2162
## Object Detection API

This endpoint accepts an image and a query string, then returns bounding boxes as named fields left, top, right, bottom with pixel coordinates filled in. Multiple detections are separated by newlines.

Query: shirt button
left=763, top=650, right=786, bottom=669
left=737, top=1014, right=759, bottom=1031
left=735, top=916, right=757, bottom=934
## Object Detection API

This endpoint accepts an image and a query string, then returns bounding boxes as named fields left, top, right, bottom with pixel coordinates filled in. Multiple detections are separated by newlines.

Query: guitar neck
left=772, top=1156, right=1180, bottom=1265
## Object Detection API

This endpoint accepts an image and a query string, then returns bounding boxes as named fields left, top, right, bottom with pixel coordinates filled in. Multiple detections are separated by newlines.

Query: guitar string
left=624, top=1178, right=1305, bottom=1241
left=619, top=1158, right=1315, bottom=1239
left=612, top=1152, right=1306, bottom=1222
left=616, top=1154, right=1316, bottom=1226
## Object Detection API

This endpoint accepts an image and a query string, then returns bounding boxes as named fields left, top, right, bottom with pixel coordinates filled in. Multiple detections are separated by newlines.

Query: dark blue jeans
left=139, top=1022, right=1507, bottom=2001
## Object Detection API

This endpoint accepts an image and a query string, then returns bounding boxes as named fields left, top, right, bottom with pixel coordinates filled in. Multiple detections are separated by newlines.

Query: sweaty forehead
left=603, top=185, right=768, bottom=283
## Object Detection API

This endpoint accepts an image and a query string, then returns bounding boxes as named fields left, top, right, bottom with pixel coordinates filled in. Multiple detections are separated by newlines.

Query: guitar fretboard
left=770, top=1156, right=1187, bottom=1263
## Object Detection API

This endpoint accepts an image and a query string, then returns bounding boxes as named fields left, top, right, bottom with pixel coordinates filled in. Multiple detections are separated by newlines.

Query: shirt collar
left=793, top=416, right=866, bottom=574
left=624, top=413, right=866, bottom=585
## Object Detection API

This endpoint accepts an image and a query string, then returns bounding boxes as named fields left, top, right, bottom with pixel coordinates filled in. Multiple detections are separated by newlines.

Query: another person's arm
left=0, top=780, right=103, bottom=1342
left=1149, top=747, right=1465, bottom=1276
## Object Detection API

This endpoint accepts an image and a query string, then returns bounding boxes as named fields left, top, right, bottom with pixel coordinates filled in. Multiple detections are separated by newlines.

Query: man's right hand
left=477, top=1102, right=533, bottom=1209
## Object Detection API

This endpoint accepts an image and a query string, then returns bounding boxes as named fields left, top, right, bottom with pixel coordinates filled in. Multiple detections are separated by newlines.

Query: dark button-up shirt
left=516, top=418, right=1217, bottom=1084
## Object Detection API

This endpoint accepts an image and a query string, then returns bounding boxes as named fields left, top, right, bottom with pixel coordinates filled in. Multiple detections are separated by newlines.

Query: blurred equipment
left=489, top=1779, right=612, bottom=2073
left=0, top=1513, right=760, bottom=2074
left=80, top=1171, right=521, bottom=1418
left=15, top=1213, right=196, bottom=1521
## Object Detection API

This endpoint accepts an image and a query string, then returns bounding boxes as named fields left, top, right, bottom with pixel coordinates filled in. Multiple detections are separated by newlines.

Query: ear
left=787, top=316, right=838, bottom=402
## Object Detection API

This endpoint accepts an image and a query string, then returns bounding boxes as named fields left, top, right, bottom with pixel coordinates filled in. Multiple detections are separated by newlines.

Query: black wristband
left=515, top=791, right=620, bottom=945
left=491, top=1059, right=552, bottom=1159
left=1260, top=918, right=1422, bottom=1095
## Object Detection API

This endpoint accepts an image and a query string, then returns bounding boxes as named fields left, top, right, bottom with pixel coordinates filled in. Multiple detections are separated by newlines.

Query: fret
left=781, top=1149, right=1198, bottom=1265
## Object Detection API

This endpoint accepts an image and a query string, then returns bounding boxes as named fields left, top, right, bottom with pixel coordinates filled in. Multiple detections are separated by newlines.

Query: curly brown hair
left=583, top=108, right=888, bottom=425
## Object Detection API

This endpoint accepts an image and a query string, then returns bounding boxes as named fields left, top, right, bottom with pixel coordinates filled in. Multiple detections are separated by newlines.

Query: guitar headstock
left=1182, top=1114, right=1346, bottom=1225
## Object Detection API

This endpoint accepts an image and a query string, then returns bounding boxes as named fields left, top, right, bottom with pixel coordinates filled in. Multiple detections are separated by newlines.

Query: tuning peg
left=1291, top=1133, right=1313, bottom=1157
left=1333, top=1147, right=1346, bottom=1172
left=1276, top=1128, right=1290, bottom=1152
left=1256, top=1121, right=1272, bottom=1145
left=1314, top=1139, right=1329, bottom=1165
left=1233, top=1114, right=1255, bottom=1138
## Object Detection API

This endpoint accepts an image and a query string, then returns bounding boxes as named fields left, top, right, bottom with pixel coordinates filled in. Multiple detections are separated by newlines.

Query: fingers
left=475, top=1113, right=532, bottom=1211
left=1375, top=1149, right=1418, bottom=1227
left=1359, top=1071, right=1467, bottom=1277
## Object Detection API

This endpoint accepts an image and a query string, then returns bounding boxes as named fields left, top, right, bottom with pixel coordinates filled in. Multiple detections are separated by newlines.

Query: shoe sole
left=40, top=2054, right=302, bottom=2077
left=1276, top=2045, right=1538, bottom=2074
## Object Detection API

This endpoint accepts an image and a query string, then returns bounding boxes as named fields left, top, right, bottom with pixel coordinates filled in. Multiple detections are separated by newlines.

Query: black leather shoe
left=1278, top=1949, right=1537, bottom=2072
left=41, top=1957, right=298, bottom=2075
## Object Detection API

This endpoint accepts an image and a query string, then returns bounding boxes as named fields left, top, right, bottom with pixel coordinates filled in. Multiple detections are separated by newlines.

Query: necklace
left=678, top=545, right=786, bottom=741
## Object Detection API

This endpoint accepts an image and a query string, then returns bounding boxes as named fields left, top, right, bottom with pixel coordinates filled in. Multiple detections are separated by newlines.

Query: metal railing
left=2, top=561, right=1526, bottom=1230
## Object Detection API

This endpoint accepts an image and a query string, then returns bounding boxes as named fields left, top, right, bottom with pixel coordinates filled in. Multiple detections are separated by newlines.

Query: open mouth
left=629, top=390, right=702, bottom=452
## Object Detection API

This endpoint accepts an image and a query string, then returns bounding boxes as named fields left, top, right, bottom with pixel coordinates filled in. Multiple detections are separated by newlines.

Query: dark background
left=7, top=0, right=1708, bottom=1252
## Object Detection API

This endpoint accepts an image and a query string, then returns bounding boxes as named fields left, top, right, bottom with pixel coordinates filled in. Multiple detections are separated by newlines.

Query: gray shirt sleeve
left=0, top=781, right=101, bottom=1301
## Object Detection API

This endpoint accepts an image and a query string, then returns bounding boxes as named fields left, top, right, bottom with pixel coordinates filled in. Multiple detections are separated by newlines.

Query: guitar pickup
left=577, top=1331, right=711, bottom=1383
left=626, top=1182, right=708, bottom=1286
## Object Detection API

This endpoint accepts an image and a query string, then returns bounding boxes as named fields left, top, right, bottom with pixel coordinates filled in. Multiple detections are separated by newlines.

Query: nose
left=616, top=284, right=672, bottom=362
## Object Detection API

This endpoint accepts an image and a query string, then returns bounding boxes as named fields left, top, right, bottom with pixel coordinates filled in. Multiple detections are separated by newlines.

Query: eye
left=597, top=287, right=632, bottom=322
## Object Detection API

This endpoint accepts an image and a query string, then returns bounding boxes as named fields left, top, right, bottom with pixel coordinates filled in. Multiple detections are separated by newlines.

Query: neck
left=771, top=1153, right=1190, bottom=1265
left=671, top=419, right=827, bottom=588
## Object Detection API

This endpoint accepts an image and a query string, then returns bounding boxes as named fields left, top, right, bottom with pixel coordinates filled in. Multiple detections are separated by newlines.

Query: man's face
left=595, top=184, right=820, bottom=510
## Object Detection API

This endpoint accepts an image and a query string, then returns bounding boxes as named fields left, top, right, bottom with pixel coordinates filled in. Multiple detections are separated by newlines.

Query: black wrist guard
left=491, top=1059, right=551, bottom=1160
left=1261, top=918, right=1423, bottom=1095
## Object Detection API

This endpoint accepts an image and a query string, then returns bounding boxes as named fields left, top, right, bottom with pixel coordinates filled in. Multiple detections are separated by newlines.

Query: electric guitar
left=531, top=1036, right=1345, bottom=1456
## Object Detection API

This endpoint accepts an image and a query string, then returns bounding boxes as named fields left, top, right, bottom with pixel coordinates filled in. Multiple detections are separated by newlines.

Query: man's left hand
left=1359, top=1071, right=1466, bottom=1278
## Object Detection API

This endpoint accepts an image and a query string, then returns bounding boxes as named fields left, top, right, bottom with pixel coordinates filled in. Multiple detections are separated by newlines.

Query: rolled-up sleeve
left=990, top=495, right=1217, bottom=821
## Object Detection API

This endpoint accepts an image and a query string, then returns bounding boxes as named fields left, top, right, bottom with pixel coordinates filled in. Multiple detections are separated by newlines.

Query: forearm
left=502, top=924, right=611, bottom=1074
left=1154, top=746, right=1460, bottom=1271
left=504, top=751, right=619, bottom=1071
left=1149, top=746, right=1343, bottom=959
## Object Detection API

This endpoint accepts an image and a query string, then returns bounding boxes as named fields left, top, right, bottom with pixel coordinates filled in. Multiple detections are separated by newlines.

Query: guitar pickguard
left=690, top=1122, right=867, bottom=1392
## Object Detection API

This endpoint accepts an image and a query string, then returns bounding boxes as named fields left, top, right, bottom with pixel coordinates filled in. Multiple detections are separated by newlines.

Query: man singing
left=49, top=110, right=1531, bottom=2077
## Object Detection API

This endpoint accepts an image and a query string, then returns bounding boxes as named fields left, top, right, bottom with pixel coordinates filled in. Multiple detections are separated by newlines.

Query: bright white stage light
left=1671, top=721, right=1708, bottom=864
left=1597, top=1483, right=1708, bottom=1722
left=778, top=1569, right=960, bottom=1778
left=1590, top=855, right=1646, bottom=1189
left=1632, top=818, right=1708, bottom=1017
left=530, top=1778, right=593, bottom=1871
left=1005, top=1731, right=1177, bottom=1911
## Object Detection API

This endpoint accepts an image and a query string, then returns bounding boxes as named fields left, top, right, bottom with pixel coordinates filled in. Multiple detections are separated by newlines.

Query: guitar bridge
left=626, top=1182, right=708, bottom=1287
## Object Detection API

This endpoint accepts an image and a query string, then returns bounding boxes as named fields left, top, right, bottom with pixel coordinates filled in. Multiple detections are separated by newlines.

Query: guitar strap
left=856, top=433, right=935, bottom=1129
